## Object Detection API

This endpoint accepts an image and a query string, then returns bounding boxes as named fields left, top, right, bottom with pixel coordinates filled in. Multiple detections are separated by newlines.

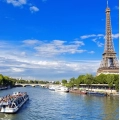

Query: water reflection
left=101, top=96, right=119, bottom=120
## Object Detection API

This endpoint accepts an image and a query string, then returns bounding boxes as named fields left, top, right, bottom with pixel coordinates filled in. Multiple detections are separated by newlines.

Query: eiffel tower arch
left=97, top=0, right=119, bottom=76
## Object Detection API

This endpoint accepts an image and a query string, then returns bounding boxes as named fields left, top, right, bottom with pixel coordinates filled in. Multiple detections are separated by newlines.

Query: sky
left=0, top=0, right=119, bottom=81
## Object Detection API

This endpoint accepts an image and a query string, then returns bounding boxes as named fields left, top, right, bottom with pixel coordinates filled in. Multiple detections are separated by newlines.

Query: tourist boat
left=0, top=92, right=29, bottom=113
left=55, top=86, right=69, bottom=92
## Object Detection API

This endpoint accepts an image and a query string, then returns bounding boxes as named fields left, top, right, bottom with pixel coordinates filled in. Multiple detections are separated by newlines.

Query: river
left=0, top=86, right=119, bottom=120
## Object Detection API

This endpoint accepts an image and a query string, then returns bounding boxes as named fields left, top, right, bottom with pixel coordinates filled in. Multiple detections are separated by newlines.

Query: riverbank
left=69, top=88, right=119, bottom=96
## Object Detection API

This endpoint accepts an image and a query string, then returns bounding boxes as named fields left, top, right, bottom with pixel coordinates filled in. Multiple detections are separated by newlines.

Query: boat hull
left=69, top=90, right=87, bottom=94
left=55, top=89, right=69, bottom=92
left=86, top=91, right=107, bottom=96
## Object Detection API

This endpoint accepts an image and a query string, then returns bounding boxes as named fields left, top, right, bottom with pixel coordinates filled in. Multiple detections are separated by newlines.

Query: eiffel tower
left=97, top=0, right=119, bottom=76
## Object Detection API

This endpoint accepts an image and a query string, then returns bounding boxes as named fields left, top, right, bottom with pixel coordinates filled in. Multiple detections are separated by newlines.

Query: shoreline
left=69, top=88, right=119, bottom=96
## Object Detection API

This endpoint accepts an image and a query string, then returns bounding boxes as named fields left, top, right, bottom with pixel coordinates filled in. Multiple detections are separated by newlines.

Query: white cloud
left=96, top=41, right=104, bottom=47
left=0, top=55, right=100, bottom=80
left=6, top=0, right=27, bottom=6
left=92, top=38, right=97, bottom=42
left=0, top=40, right=98, bottom=80
left=88, top=51, right=95, bottom=54
left=92, top=38, right=104, bottom=47
left=11, top=67, right=25, bottom=72
left=30, top=6, right=39, bottom=13
left=86, top=33, right=118, bottom=47
left=80, top=34, right=104, bottom=39
left=0, top=41, right=8, bottom=48
left=104, top=34, right=119, bottom=40
left=81, top=33, right=119, bottom=40
left=23, top=39, right=40, bottom=45
left=22, top=39, right=86, bottom=57
left=34, top=40, right=86, bottom=57
left=20, top=52, right=27, bottom=57
left=97, top=34, right=104, bottom=37
left=72, top=40, right=85, bottom=46
left=6, top=0, right=40, bottom=13
left=80, top=34, right=96, bottom=39
left=112, top=33, right=119, bottom=39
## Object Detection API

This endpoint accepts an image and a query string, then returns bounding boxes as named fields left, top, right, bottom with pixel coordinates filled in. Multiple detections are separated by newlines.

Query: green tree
left=115, top=79, right=119, bottom=92
left=62, top=79, right=67, bottom=85
left=0, top=74, right=16, bottom=87
left=95, top=74, right=107, bottom=84
left=55, top=81, right=60, bottom=84
left=114, top=74, right=119, bottom=92
left=75, top=75, right=86, bottom=88
left=114, top=74, right=119, bottom=83
left=106, top=74, right=115, bottom=93
left=83, top=74, right=94, bottom=90
left=34, top=80, right=38, bottom=84
left=69, top=77, right=76, bottom=88
left=29, top=80, right=34, bottom=84
left=0, top=74, right=5, bottom=86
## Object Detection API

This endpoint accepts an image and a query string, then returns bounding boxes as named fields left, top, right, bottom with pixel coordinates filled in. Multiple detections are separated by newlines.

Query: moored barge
left=86, top=91, right=107, bottom=96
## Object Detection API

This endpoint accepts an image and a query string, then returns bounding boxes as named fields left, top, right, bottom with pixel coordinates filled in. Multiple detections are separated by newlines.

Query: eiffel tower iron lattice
left=97, top=0, right=119, bottom=76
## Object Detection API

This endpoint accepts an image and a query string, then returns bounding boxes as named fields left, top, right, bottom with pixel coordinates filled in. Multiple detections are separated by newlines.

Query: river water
left=0, top=86, right=119, bottom=120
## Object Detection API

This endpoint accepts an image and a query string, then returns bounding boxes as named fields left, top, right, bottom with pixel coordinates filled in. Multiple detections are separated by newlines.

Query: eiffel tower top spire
left=106, top=0, right=110, bottom=11
left=104, top=0, right=115, bottom=53
left=107, top=0, right=108, bottom=8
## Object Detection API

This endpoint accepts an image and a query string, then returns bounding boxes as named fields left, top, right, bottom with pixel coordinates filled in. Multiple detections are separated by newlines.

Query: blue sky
left=0, top=0, right=119, bottom=81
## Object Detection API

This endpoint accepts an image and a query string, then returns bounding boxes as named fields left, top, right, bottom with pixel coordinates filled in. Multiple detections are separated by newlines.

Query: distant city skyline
left=0, top=0, right=119, bottom=80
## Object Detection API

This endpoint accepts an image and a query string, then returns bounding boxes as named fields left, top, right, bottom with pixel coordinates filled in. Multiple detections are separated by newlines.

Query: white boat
left=48, top=85, right=58, bottom=91
left=0, top=92, right=29, bottom=113
left=49, top=85, right=55, bottom=91
left=55, top=86, right=69, bottom=92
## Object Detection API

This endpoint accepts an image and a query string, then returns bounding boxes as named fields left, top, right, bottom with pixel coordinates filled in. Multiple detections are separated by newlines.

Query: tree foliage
left=0, top=74, right=16, bottom=87
left=65, top=74, right=119, bottom=91
left=62, top=79, right=67, bottom=84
